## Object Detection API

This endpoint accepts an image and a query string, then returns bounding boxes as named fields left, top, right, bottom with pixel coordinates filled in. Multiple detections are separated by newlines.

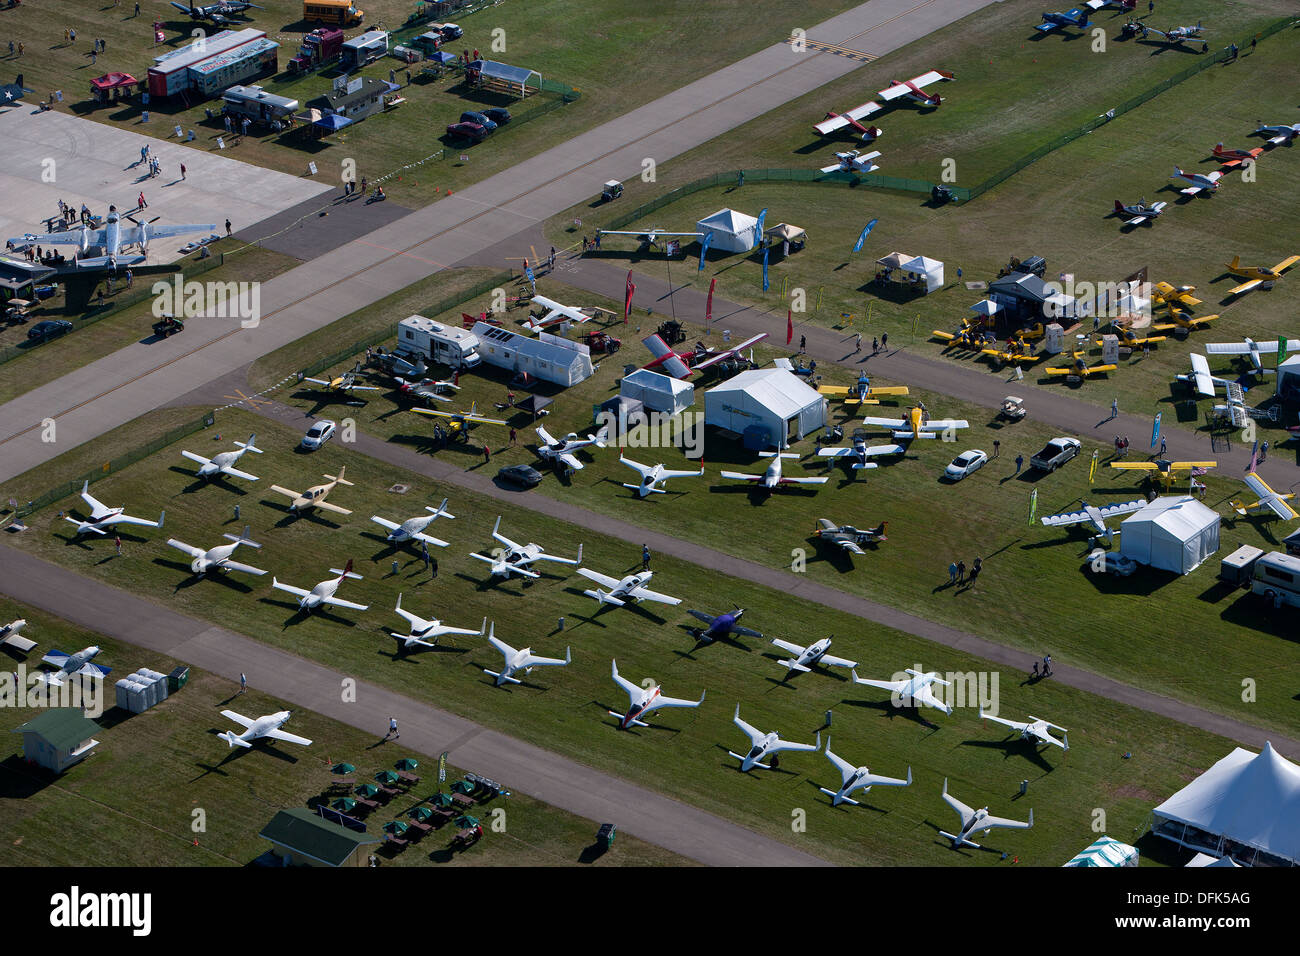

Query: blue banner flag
left=698, top=230, right=713, bottom=271
left=754, top=207, right=768, bottom=247
left=852, top=218, right=879, bottom=254
left=1150, top=412, right=1161, bottom=449
left=762, top=245, right=769, bottom=291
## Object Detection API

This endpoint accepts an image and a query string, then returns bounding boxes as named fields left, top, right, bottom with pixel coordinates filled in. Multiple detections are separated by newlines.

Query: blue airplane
left=1036, top=9, right=1090, bottom=33
left=0, top=74, right=33, bottom=105
left=686, top=608, right=763, bottom=645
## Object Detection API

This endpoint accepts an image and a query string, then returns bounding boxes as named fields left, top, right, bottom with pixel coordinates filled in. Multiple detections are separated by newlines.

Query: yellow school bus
left=304, top=0, right=364, bottom=27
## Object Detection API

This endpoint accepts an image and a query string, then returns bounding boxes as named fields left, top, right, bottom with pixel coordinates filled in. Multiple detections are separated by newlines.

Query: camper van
left=1252, top=551, right=1300, bottom=609
left=304, top=0, right=364, bottom=27
left=222, top=85, right=299, bottom=125
left=396, top=315, right=481, bottom=369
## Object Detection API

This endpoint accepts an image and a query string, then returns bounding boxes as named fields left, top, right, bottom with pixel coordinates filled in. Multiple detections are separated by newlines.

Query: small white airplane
left=608, top=659, right=705, bottom=729
left=272, top=560, right=369, bottom=613
left=863, top=406, right=969, bottom=441
left=166, top=526, right=266, bottom=578
left=535, top=425, right=607, bottom=472
left=180, top=433, right=262, bottom=481
left=1232, top=472, right=1299, bottom=521
left=370, top=498, right=455, bottom=549
left=817, top=437, right=905, bottom=471
left=470, top=516, right=581, bottom=580
left=217, top=710, right=313, bottom=749
left=0, top=619, right=37, bottom=653
left=390, top=594, right=484, bottom=649
left=595, top=227, right=703, bottom=249
left=576, top=567, right=682, bottom=607
left=980, top=708, right=1070, bottom=750
left=813, top=70, right=953, bottom=139
left=1040, top=499, right=1146, bottom=543
left=1255, top=122, right=1300, bottom=146
left=818, top=738, right=911, bottom=806
left=1206, top=337, right=1300, bottom=377
left=1177, top=352, right=1238, bottom=398
left=1171, top=166, right=1223, bottom=196
left=939, top=778, right=1033, bottom=849
left=619, top=453, right=704, bottom=497
left=819, top=149, right=882, bottom=175
left=719, top=451, right=829, bottom=490
left=771, top=636, right=856, bottom=675
left=729, top=705, right=821, bottom=772
left=269, top=467, right=353, bottom=516
left=1112, top=199, right=1166, bottom=226
left=523, top=295, right=612, bottom=334
left=1146, top=21, right=1204, bottom=44
left=850, top=667, right=952, bottom=715
left=482, top=623, right=571, bottom=686
left=9, top=204, right=215, bottom=270
left=39, top=646, right=110, bottom=686
left=64, top=481, right=165, bottom=536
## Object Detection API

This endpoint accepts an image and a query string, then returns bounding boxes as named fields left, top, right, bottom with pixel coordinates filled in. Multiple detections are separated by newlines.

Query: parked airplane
left=395, top=376, right=459, bottom=404
left=39, top=646, right=110, bottom=687
left=269, top=467, right=353, bottom=516
left=1110, top=459, right=1218, bottom=489
left=939, top=778, right=1033, bottom=849
left=815, top=519, right=888, bottom=554
left=1112, top=199, right=1166, bottom=226
left=1232, top=472, right=1298, bottom=521
left=1153, top=309, right=1219, bottom=333
left=1097, top=325, right=1166, bottom=349
left=813, top=70, right=953, bottom=139
left=619, top=453, right=704, bottom=497
left=1035, top=8, right=1090, bottom=33
left=1045, top=351, right=1118, bottom=379
left=370, top=498, right=455, bottom=549
left=1040, top=499, right=1146, bottom=542
left=272, top=560, right=369, bottom=612
left=523, top=295, right=613, bottom=333
left=1206, top=337, right=1300, bottom=376
left=596, top=227, right=702, bottom=249
left=980, top=709, right=1070, bottom=750
left=817, top=376, right=910, bottom=406
left=470, top=516, right=582, bottom=580
left=390, top=594, right=483, bottom=649
left=1151, top=280, right=1202, bottom=310
left=1212, top=143, right=1264, bottom=170
left=686, top=607, right=764, bottom=644
left=171, top=1, right=264, bottom=27
left=1145, top=21, right=1205, bottom=44
left=771, top=636, right=856, bottom=675
left=167, top=526, right=266, bottom=578
left=216, top=710, right=312, bottom=750
left=1255, top=122, right=1300, bottom=146
left=728, top=705, right=821, bottom=772
left=64, top=481, right=165, bottom=536
left=863, top=405, right=968, bottom=440
left=850, top=667, right=952, bottom=714
left=819, top=149, right=882, bottom=175
left=0, top=619, right=36, bottom=653
left=482, top=623, right=570, bottom=686
left=1177, top=352, right=1237, bottom=397
left=818, top=739, right=911, bottom=806
left=1226, top=255, right=1300, bottom=297
left=719, top=450, right=829, bottom=490
left=303, top=362, right=380, bottom=397
left=576, top=567, right=681, bottom=607
left=1171, top=166, right=1223, bottom=196
left=181, top=433, right=262, bottom=481
left=0, top=74, right=34, bottom=105
left=641, top=331, right=769, bottom=379
left=817, top=437, right=905, bottom=472
left=411, top=402, right=508, bottom=436
left=9, top=204, right=215, bottom=270
left=535, top=425, right=607, bottom=472
left=372, top=350, right=427, bottom=379
left=608, top=660, right=705, bottom=729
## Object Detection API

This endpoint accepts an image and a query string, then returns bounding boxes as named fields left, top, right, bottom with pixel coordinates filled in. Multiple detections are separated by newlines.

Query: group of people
left=1113, top=435, right=1131, bottom=458
left=946, top=556, right=983, bottom=587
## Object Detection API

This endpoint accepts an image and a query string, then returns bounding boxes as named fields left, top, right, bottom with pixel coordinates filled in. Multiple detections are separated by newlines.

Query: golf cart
left=998, top=396, right=1027, bottom=421
left=601, top=180, right=623, bottom=203
left=4, top=298, right=34, bottom=325
left=152, top=313, right=184, bottom=337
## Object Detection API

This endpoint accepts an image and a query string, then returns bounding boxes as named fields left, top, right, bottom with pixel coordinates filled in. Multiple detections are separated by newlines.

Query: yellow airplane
left=1226, top=254, right=1300, bottom=297
left=931, top=324, right=984, bottom=349
left=1045, top=352, right=1117, bottom=379
left=1152, top=310, right=1219, bottom=333
left=411, top=401, right=508, bottom=437
left=818, top=381, right=910, bottom=406
left=1109, top=459, right=1217, bottom=489
left=981, top=345, right=1042, bottom=366
left=1231, top=472, right=1298, bottom=520
left=270, top=467, right=354, bottom=516
left=1151, top=281, right=1201, bottom=309
left=302, top=362, right=381, bottom=396
left=1097, top=326, right=1166, bottom=348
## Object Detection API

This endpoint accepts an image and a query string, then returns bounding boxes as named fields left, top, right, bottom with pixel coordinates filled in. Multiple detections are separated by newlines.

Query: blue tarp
left=314, top=113, right=354, bottom=132
left=429, top=51, right=458, bottom=65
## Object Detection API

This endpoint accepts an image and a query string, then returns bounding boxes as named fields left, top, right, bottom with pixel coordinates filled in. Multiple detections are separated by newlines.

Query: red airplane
left=1212, top=143, right=1264, bottom=169
left=813, top=70, right=953, bottom=140
left=641, top=332, right=769, bottom=379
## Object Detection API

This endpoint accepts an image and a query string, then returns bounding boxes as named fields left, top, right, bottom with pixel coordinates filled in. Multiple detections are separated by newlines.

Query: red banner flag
left=706, top=277, right=716, bottom=326
left=624, top=270, right=635, bottom=324
left=786, top=309, right=793, bottom=346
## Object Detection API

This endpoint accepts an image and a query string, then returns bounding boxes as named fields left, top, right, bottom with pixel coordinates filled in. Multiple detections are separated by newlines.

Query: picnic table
left=396, top=770, right=421, bottom=786
left=452, top=792, right=475, bottom=809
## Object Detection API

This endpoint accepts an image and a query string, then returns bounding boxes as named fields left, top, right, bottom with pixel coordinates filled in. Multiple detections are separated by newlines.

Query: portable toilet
left=1043, top=323, right=1065, bottom=355
left=1100, top=334, right=1120, bottom=365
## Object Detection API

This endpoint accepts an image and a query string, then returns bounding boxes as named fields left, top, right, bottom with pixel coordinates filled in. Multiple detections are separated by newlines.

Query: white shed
left=471, top=322, right=594, bottom=387
left=705, top=368, right=827, bottom=443
left=1119, top=496, right=1220, bottom=574
left=620, top=369, right=694, bottom=416
left=696, top=208, right=760, bottom=254
left=901, top=255, right=945, bottom=294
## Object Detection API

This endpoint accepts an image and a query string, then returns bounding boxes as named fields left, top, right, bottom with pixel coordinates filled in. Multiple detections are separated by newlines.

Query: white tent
left=1063, top=836, right=1139, bottom=867
left=705, top=368, right=826, bottom=443
left=1119, top=496, right=1219, bottom=574
left=620, top=368, right=694, bottom=416
left=696, top=208, right=760, bottom=254
left=1153, top=742, right=1300, bottom=866
left=1186, top=853, right=1240, bottom=867
left=901, top=255, right=945, bottom=294
left=969, top=299, right=1001, bottom=317
left=1275, top=354, right=1300, bottom=399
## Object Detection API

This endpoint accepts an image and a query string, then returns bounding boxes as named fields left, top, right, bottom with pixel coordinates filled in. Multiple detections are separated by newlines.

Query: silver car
left=300, top=419, right=337, bottom=451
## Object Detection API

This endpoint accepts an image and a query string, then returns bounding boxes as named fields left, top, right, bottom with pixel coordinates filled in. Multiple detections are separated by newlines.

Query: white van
left=396, top=315, right=481, bottom=369
left=1251, top=551, right=1300, bottom=608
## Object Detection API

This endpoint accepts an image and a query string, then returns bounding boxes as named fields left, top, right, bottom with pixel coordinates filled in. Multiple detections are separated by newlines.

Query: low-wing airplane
left=272, top=560, right=369, bottom=613
left=1110, top=458, right=1218, bottom=489
left=1151, top=280, right=1202, bottom=310
left=980, top=341, right=1044, bottom=366
left=863, top=405, right=969, bottom=440
left=470, top=516, right=582, bottom=580
left=641, top=331, right=769, bottom=379
left=523, top=295, right=613, bottom=334
left=411, top=402, right=508, bottom=436
left=64, top=481, right=165, bottom=536
left=1171, top=166, right=1223, bottom=196
left=167, top=526, right=266, bottom=578
left=1153, top=309, right=1219, bottom=333
left=686, top=607, right=764, bottom=644
left=980, top=709, right=1069, bottom=750
left=1040, top=499, right=1146, bottom=542
left=1225, top=255, right=1300, bottom=297
left=850, top=667, right=952, bottom=714
left=483, top=623, right=570, bottom=686
left=813, top=70, right=953, bottom=139
left=372, top=350, right=428, bottom=380
left=771, top=636, right=856, bottom=675
left=819, top=149, right=882, bottom=175
left=728, top=705, right=821, bottom=772
left=171, top=1, right=264, bottom=27
left=1212, top=143, right=1264, bottom=170
left=0, top=74, right=35, bottom=105
left=0, top=619, right=37, bottom=654
left=535, top=425, right=607, bottom=472
left=818, top=738, right=911, bottom=807
left=1036, top=8, right=1090, bottom=33
left=9, top=204, right=216, bottom=270
left=370, top=498, right=455, bottom=549
left=1231, top=472, right=1298, bottom=521
left=216, top=710, right=312, bottom=750
left=932, top=320, right=986, bottom=350
left=575, top=567, right=682, bottom=607
left=595, top=227, right=702, bottom=249
left=1254, top=122, right=1300, bottom=146
left=619, top=453, right=704, bottom=497
left=817, top=375, right=910, bottom=406
left=181, top=433, right=262, bottom=481
left=719, top=450, right=829, bottom=490
left=270, top=467, right=354, bottom=516
left=1098, top=325, right=1166, bottom=349
left=39, top=646, right=110, bottom=687
left=815, top=519, right=888, bottom=555
left=1112, top=199, right=1166, bottom=225
left=1045, top=351, right=1119, bottom=379
left=1206, top=337, right=1300, bottom=377
left=390, top=594, right=483, bottom=649
left=608, top=660, right=705, bottom=729
left=395, top=376, right=460, bottom=404
left=939, top=779, right=1033, bottom=849
left=1145, top=21, right=1205, bottom=44
left=817, top=437, right=905, bottom=472
left=1177, top=352, right=1237, bottom=397
left=303, top=362, right=380, bottom=398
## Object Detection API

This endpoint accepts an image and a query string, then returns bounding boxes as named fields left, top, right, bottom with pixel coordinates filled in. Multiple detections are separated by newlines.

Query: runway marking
left=798, top=38, right=878, bottom=62
left=220, top=389, right=273, bottom=410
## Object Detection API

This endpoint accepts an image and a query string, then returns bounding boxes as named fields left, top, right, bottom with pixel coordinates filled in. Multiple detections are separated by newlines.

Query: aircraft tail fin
left=218, top=731, right=251, bottom=749
left=236, top=433, right=262, bottom=454
left=222, top=525, right=261, bottom=548
left=483, top=668, right=520, bottom=686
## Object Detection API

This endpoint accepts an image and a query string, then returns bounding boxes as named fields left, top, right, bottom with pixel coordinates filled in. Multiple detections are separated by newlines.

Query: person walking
left=1159, top=436, right=1167, bottom=457
left=483, top=444, right=491, bottom=464
left=880, top=332, right=888, bottom=351
left=179, top=162, right=186, bottom=180
left=799, top=334, right=806, bottom=354
left=855, top=333, right=862, bottom=353
left=948, top=561, right=958, bottom=584
left=956, top=560, right=966, bottom=583
left=1042, top=654, right=1053, bottom=677
left=1110, top=397, right=1119, bottom=420
left=114, top=534, right=122, bottom=556
left=239, top=673, right=247, bottom=694
left=548, top=246, right=556, bottom=271
left=384, top=717, right=399, bottom=740
left=642, top=544, right=651, bottom=572
left=992, top=439, right=1000, bottom=460
left=970, top=557, right=982, bottom=584
left=871, top=337, right=878, bottom=354
left=1260, top=440, right=1269, bottom=463
left=1014, top=453, right=1024, bottom=475
left=1031, top=660, right=1039, bottom=678
left=137, top=191, right=147, bottom=209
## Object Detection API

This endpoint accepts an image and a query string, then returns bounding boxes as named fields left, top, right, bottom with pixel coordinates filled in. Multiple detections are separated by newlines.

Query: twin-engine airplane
left=9, top=204, right=215, bottom=270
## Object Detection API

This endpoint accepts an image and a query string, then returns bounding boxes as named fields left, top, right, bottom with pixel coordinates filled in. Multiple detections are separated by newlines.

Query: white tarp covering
left=901, top=255, right=945, bottom=294
left=705, top=368, right=826, bottom=442
left=1119, top=496, right=1219, bottom=574
left=696, top=208, right=760, bottom=254
left=1063, top=836, right=1139, bottom=867
left=620, top=368, right=694, bottom=415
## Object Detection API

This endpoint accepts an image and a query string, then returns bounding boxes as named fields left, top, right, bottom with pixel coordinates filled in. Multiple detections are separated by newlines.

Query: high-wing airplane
left=771, top=636, right=856, bottom=675
left=1040, top=499, right=1146, bottom=542
left=817, top=376, right=910, bottom=406
left=939, top=779, right=1033, bottom=849
left=523, top=295, right=613, bottom=334
left=813, top=70, right=953, bottom=139
left=576, top=567, right=682, bottom=607
left=815, top=519, right=888, bottom=554
left=819, top=149, right=882, bottom=175
left=1045, top=351, right=1118, bottom=379
left=167, top=526, right=266, bottom=578
left=390, top=594, right=483, bottom=649
left=1176, top=352, right=1236, bottom=397
left=619, top=454, right=704, bottom=497
left=272, top=560, right=369, bottom=613
left=395, top=376, right=460, bottom=404
left=1255, top=123, right=1300, bottom=146
left=719, top=451, right=829, bottom=490
left=303, top=362, right=380, bottom=397
left=181, top=433, right=262, bottom=482
left=39, top=646, right=110, bottom=687
left=818, top=738, right=911, bottom=806
left=1110, top=458, right=1218, bottom=489
left=1171, top=166, right=1223, bottom=196
left=370, top=498, right=455, bottom=549
left=216, top=710, right=312, bottom=750
left=269, top=467, right=353, bottom=516
left=64, top=481, right=165, bottom=536
left=863, top=405, right=968, bottom=441
left=482, top=623, right=570, bottom=686
left=470, top=516, right=582, bottom=580
left=410, top=402, right=508, bottom=436
left=850, top=667, right=952, bottom=714
left=1225, top=255, right=1300, bottom=297
left=686, top=607, right=764, bottom=644
left=9, top=204, right=216, bottom=270
left=1112, top=199, right=1166, bottom=226
left=1231, top=472, right=1299, bottom=521
left=1145, top=21, right=1205, bottom=44
left=608, top=660, right=705, bottom=729
left=1206, top=337, right=1300, bottom=377
left=0, top=619, right=37, bottom=654
left=1036, top=8, right=1090, bottom=33
left=535, top=425, right=607, bottom=472
left=641, top=332, right=768, bottom=379
left=1212, top=143, right=1264, bottom=170
left=980, top=709, right=1069, bottom=750
left=817, top=437, right=905, bottom=472
left=729, top=705, right=821, bottom=772
left=595, top=227, right=702, bottom=249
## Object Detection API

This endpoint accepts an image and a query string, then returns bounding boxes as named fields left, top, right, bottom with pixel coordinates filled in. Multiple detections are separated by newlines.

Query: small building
left=988, top=272, right=1090, bottom=331
left=319, top=76, right=391, bottom=123
left=0, top=256, right=56, bottom=306
left=1063, top=836, right=1139, bottom=867
left=258, top=808, right=381, bottom=867
left=13, top=708, right=100, bottom=774
left=465, top=59, right=541, bottom=98
left=696, top=208, right=759, bottom=254
left=471, top=322, right=594, bottom=387
left=705, top=368, right=827, bottom=445
left=619, top=368, right=694, bottom=416
left=1283, top=527, right=1300, bottom=558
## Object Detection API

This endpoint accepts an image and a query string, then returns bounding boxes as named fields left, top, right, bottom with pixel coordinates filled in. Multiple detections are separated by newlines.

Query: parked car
left=497, top=464, right=543, bottom=489
left=435, top=23, right=463, bottom=41
left=27, top=319, right=73, bottom=342
left=481, top=107, right=511, bottom=126
left=1030, top=437, right=1081, bottom=472
left=1088, top=549, right=1137, bottom=577
left=446, top=121, right=487, bottom=143
left=944, top=449, right=988, bottom=481
left=301, top=418, right=337, bottom=450
left=459, top=110, right=497, bottom=133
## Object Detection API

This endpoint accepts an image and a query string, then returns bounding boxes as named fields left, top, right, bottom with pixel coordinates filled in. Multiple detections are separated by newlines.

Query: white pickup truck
left=1030, top=437, right=1081, bottom=472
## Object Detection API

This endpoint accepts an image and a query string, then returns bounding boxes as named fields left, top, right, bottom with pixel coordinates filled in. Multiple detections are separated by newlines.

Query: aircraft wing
left=718, top=470, right=762, bottom=482
left=981, top=812, right=1033, bottom=833
left=825, top=746, right=855, bottom=784
left=769, top=638, right=806, bottom=655
left=831, top=538, right=865, bottom=555
left=1188, top=353, right=1218, bottom=396
left=323, top=595, right=369, bottom=611
left=23, top=227, right=108, bottom=247
left=536, top=425, right=558, bottom=446
left=851, top=673, right=905, bottom=695
left=817, top=447, right=855, bottom=460
left=629, top=585, right=682, bottom=606
left=557, top=452, right=584, bottom=472
left=180, top=450, right=213, bottom=468
left=693, top=332, right=769, bottom=371
left=166, top=538, right=203, bottom=559
left=220, top=710, right=256, bottom=729
left=1272, top=255, right=1300, bottom=274
left=145, top=223, right=218, bottom=240
left=916, top=684, right=953, bottom=714
left=779, top=475, right=829, bottom=486
left=733, top=707, right=764, bottom=745
left=411, top=530, right=450, bottom=548
left=314, top=500, right=353, bottom=516
left=265, top=727, right=313, bottom=746
left=861, top=416, right=907, bottom=429
left=271, top=579, right=312, bottom=599
left=687, top=610, right=718, bottom=626
left=107, top=511, right=163, bottom=529
left=1205, top=343, right=1254, bottom=355
left=620, top=457, right=652, bottom=479
left=814, top=101, right=883, bottom=136
left=1245, top=473, right=1299, bottom=519
left=820, top=652, right=858, bottom=669
left=642, top=334, right=692, bottom=379
left=370, top=516, right=400, bottom=533
left=942, top=780, right=975, bottom=822
left=221, top=464, right=259, bottom=481
left=877, top=70, right=951, bottom=100
left=487, top=634, right=514, bottom=660
left=520, top=650, right=569, bottom=669
left=575, top=567, right=621, bottom=589
left=771, top=735, right=820, bottom=755
left=981, top=711, right=1027, bottom=734
left=651, top=691, right=704, bottom=711
left=611, top=662, right=641, bottom=699
left=269, top=484, right=302, bottom=500
left=221, top=559, right=267, bottom=576
left=659, top=467, right=704, bottom=480
left=1228, top=278, right=1263, bottom=296
left=80, top=484, right=112, bottom=519
left=919, top=419, right=969, bottom=432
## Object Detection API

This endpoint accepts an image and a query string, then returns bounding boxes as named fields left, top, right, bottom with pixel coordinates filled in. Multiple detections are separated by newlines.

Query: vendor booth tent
left=696, top=208, right=760, bottom=254
left=969, top=299, right=1001, bottom=317
left=876, top=252, right=911, bottom=272
left=620, top=369, right=694, bottom=416
left=901, top=255, right=945, bottom=294
left=1119, top=496, right=1219, bottom=574
left=705, top=368, right=826, bottom=443
left=1063, top=837, right=1139, bottom=867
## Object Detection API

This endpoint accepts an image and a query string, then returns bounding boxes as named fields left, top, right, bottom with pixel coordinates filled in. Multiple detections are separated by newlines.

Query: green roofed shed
left=13, top=708, right=100, bottom=774
left=259, top=808, right=381, bottom=867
